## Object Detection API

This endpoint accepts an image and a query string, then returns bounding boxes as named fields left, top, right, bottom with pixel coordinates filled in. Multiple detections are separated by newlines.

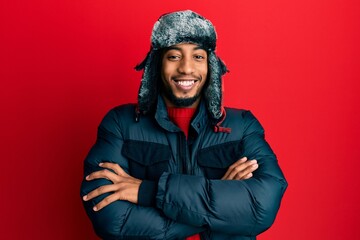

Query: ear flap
left=204, top=52, right=228, bottom=120
left=136, top=50, right=161, bottom=114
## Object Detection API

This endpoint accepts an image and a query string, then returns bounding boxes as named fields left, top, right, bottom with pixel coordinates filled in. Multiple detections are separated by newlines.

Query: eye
left=167, top=55, right=181, bottom=61
left=194, top=55, right=206, bottom=61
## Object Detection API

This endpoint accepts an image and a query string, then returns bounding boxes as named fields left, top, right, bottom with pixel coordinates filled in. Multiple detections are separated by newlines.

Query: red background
left=1, top=0, right=359, bottom=239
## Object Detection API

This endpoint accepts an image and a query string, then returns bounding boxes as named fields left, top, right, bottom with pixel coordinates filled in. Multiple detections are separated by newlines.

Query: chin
left=168, top=94, right=200, bottom=107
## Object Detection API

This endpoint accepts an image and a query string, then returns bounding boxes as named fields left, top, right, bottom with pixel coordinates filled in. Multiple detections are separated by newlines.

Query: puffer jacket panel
left=80, top=100, right=287, bottom=240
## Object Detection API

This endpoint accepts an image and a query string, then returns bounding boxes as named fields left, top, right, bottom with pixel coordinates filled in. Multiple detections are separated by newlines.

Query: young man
left=81, top=10, right=287, bottom=240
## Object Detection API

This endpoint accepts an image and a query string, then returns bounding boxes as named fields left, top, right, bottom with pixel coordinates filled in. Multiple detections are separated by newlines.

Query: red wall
left=1, top=0, right=359, bottom=239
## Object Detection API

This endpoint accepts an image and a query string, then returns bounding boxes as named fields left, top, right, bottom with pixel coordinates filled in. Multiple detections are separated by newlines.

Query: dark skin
left=82, top=43, right=258, bottom=211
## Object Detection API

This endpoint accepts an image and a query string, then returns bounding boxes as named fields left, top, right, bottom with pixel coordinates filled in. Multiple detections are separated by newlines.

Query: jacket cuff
left=138, top=180, right=158, bottom=207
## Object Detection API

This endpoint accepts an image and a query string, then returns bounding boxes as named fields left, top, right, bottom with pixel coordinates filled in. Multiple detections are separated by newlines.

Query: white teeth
left=176, top=81, right=194, bottom=86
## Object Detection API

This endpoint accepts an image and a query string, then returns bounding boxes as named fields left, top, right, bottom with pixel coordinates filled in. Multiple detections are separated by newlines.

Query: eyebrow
left=166, top=45, right=205, bottom=51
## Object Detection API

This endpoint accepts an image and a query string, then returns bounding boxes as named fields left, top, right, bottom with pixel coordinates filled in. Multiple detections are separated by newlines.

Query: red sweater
left=167, top=107, right=200, bottom=240
left=167, top=107, right=197, bottom=138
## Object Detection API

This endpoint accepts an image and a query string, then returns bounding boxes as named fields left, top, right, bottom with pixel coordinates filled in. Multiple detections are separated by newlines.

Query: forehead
left=164, top=43, right=207, bottom=52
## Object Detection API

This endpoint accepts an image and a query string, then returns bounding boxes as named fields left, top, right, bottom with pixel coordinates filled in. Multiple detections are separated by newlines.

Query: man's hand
left=82, top=162, right=142, bottom=211
left=221, top=157, right=258, bottom=180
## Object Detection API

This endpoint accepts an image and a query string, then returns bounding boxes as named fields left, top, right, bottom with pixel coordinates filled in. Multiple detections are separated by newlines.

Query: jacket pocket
left=122, top=140, right=171, bottom=181
left=197, top=140, right=243, bottom=179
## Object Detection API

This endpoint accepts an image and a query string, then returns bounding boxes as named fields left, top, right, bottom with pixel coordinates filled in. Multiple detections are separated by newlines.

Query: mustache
left=172, top=74, right=202, bottom=81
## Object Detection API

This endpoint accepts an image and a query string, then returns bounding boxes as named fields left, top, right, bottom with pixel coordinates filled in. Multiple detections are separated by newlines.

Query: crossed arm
left=83, top=157, right=258, bottom=211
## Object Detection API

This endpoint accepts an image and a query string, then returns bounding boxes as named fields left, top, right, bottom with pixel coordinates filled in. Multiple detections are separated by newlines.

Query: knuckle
left=234, top=174, right=242, bottom=180
left=235, top=172, right=243, bottom=178
left=101, top=169, right=111, bottom=176
left=105, top=163, right=114, bottom=169
left=244, top=160, right=252, bottom=166
left=243, top=163, right=252, bottom=169
left=97, top=186, right=106, bottom=193
left=235, top=166, right=243, bottom=172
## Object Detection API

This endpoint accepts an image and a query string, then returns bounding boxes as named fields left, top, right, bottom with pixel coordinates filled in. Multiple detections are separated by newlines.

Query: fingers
left=243, top=172, right=253, bottom=180
left=222, top=157, right=258, bottom=180
left=85, top=162, right=128, bottom=183
left=232, top=163, right=258, bottom=180
left=91, top=192, right=121, bottom=211
left=229, top=159, right=258, bottom=180
left=99, top=162, right=128, bottom=177
left=86, top=168, right=119, bottom=183
left=82, top=184, right=119, bottom=203
left=82, top=162, right=142, bottom=210
left=82, top=179, right=142, bottom=210
left=222, top=157, right=247, bottom=180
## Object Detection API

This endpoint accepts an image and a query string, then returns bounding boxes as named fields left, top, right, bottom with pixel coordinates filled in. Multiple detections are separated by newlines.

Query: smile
left=172, top=79, right=199, bottom=91
left=175, top=80, right=195, bottom=87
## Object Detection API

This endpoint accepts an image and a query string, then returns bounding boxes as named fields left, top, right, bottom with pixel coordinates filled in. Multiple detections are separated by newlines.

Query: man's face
left=161, top=43, right=208, bottom=108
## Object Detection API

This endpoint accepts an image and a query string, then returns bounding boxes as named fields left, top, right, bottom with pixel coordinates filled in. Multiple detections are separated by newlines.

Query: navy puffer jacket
left=80, top=97, right=287, bottom=239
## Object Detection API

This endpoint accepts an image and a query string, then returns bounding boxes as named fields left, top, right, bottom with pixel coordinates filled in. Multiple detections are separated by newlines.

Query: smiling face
left=160, top=43, right=208, bottom=108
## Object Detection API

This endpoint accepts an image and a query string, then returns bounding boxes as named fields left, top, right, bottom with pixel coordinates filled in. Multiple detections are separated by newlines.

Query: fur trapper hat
left=135, top=10, right=228, bottom=120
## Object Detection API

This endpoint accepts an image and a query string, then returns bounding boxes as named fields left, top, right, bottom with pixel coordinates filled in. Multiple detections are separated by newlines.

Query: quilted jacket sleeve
left=155, top=111, right=287, bottom=236
left=80, top=109, right=203, bottom=240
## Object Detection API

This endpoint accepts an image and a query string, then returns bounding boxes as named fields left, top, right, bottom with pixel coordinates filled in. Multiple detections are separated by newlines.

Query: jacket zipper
left=178, top=133, right=189, bottom=174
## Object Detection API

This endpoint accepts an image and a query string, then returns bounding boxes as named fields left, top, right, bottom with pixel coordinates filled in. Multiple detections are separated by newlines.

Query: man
left=81, top=10, right=287, bottom=240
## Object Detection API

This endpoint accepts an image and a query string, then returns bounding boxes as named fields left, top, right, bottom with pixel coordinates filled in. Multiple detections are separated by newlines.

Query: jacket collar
left=154, top=95, right=209, bottom=134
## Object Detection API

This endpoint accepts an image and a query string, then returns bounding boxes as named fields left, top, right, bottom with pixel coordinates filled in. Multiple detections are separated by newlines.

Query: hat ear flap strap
left=217, top=56, right=229, bottom=76
left=135, top=48, right=153, bottom=71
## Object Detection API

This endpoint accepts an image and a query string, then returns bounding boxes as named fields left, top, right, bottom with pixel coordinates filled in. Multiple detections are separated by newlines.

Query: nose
left=178, top=57, right=195, bottom=75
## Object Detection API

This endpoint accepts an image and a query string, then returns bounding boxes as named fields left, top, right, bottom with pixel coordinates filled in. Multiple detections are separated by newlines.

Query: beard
left=162, top=85, right=201, bottom=107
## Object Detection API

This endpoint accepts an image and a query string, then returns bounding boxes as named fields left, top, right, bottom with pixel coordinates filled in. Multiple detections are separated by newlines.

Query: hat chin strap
left=213, top=107, right=231, bottom=133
